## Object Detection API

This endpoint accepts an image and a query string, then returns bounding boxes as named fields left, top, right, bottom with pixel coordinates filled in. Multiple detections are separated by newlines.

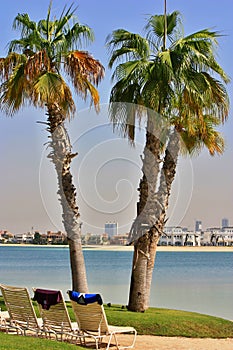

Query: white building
left=159, top=227, right=201, bottom=246
left=14, top=232, right=34, bottom=244
left=205, top=227, right=233, bottom=246
left=222, top=227, right=233, bottom=246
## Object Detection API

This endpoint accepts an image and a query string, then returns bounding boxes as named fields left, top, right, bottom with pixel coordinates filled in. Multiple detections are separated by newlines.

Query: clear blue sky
left=0, top=0, right=232, bottom=234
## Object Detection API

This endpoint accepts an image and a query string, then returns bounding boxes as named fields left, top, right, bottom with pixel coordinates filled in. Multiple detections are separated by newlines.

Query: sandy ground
left=115, top=334, right=233, bottom=350
left=83, top=245, right=233, bottom=254
left=1, top=243, right=233, bottom=252
left=83, top=245, right=233, bottom=252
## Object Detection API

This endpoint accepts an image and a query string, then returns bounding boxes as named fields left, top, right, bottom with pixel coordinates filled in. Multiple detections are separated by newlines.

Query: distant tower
left=104, top=222, right=118, bottom=237
left=222, top=218, right=229, bottom=228
left=195, top=220, right=202, bottom=232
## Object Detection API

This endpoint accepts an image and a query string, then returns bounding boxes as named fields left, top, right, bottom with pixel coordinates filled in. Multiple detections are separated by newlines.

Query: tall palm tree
left=0, top=3, right=104, bottom=292
left=107, top=10, right=229, bottom=311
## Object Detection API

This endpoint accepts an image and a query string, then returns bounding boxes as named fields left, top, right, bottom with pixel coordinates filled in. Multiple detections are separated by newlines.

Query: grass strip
left=0, top=332, right=85, bottom=350
left=104, top=305, right=233, bottom=338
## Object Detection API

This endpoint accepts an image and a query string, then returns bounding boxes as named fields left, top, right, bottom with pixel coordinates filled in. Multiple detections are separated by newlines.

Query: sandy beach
left=1, top=243, right=233, bottom=252
left=117, top=334, right=233, bottom=350
left=82, top=244, right=233, bottom=252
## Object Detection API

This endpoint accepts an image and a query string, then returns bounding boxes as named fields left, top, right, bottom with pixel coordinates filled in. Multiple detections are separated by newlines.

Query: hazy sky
left=0, top=0, right=232, bottom=235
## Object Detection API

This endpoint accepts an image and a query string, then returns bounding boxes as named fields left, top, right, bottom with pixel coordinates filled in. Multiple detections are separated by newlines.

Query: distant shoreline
left=84, top=245, right=233, bottom=252
left=0, top=243, right=233, bottom=252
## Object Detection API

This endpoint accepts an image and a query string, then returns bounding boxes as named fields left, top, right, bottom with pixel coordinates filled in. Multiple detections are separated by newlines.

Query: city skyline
left=0, top=0, right=232, bottom=235
left=1, top=216, right=232, bottom=236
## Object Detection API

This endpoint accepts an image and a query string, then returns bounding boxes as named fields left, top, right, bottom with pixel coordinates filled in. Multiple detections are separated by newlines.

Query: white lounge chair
left=0, top=310, right=9, bottom=330
left=0, top=283, right=42, bottom=336
left=33, top=288, right=79, bottom=342
left=68, top=291, right=137, bottom=350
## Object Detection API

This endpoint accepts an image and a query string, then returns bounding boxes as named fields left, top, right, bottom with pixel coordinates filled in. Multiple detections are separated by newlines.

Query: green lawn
left=104, top=305, right=233, bottom=338
left=0, top=297, right=232, bottom=349
left=0, top=332, right=86, bottom=349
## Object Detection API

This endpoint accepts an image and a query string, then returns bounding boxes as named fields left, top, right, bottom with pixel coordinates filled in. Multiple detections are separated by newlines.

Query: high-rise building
left=195, top=220, right=202, bottom=232
left=222, top=218, right=229, bottom=228
left=104, top=222, right=118, bottom=237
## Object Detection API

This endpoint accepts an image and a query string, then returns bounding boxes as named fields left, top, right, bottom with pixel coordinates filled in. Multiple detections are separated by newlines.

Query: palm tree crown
left=0, top=2, right=104, bottom=116
left=107, top=11, right=229, bottom=155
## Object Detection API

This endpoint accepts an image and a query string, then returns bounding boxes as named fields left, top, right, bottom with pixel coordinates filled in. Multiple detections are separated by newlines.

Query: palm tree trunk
left=128, top=111, right=162, bottom=243
left=143, top=130, right=180, bottom=307
left=156, top=129, right=180, bottom=220
left=46, top=102, right=88, bottom=292
left=128, top=112, right=162, bottom=311
left=128, top=229, right=160, bottom=312
left=144, top=226, right=162, bottom=308
left=128, top=128, right=180, bottom=311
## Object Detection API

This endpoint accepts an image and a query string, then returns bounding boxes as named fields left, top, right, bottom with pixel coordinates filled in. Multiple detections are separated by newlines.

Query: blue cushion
left=68, top=291, right=103, bottom=305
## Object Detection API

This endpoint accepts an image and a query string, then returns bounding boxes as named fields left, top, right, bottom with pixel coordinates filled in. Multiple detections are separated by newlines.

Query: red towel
left=33, top=289, right=62, bottom=310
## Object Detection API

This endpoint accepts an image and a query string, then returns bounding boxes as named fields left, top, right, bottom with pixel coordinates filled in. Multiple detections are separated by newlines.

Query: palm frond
left=32, top=71, right=74, bottom=115
left=64, top=23, right=94, bottom=49
left=109, top=100, right=145, bottom=144
left=54, top=3, right=77, bottom=37
left=145, top=11, right=182, bottom=49
left=112, top=60, right=149, bottom=83
left=12, top=13, right=37, bottom=35
left=180, top=120, right=225, bottom=156
left=24, top=49, right=51, bottom=79
left=107, top=29, right=150, bottom=68
left=64, top=51, right=104, bottom=109
left=0, top=62, right=30, bottom=115
left=0, top=53, right=26, bottom=79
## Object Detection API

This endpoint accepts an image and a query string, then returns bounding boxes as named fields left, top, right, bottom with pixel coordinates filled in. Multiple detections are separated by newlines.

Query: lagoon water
left=0, top=246, right=232, bottom=320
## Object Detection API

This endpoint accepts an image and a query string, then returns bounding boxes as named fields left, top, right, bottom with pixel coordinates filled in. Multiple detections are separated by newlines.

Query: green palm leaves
left=107, top=11, right=229, bottom=156
left=0, top=3, right=104, bottom=117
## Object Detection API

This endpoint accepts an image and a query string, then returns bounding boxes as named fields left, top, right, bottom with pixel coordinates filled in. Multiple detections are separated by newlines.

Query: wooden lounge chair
left=0, top=283, right=42, bottom=336
left=33, top=288, right=79, bottom=342
left=68, top=291, right=137, bottom=350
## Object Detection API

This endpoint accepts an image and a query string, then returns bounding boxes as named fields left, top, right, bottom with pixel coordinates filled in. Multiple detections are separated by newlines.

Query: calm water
left=0, top=246, right=232, bottom=320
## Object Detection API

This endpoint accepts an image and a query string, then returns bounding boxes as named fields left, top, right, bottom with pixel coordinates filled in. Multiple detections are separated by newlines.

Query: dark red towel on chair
left=33, top=289, right=62, bottom=310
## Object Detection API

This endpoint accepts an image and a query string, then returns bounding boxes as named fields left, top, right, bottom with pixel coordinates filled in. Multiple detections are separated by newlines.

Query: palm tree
left=0, top=3, right=104, bottom=292
left=107, top=10, right=229, bottom=311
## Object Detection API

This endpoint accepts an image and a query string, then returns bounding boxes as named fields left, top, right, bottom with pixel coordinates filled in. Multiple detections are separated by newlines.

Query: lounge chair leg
left=106, top=334, right=114, bottom=350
